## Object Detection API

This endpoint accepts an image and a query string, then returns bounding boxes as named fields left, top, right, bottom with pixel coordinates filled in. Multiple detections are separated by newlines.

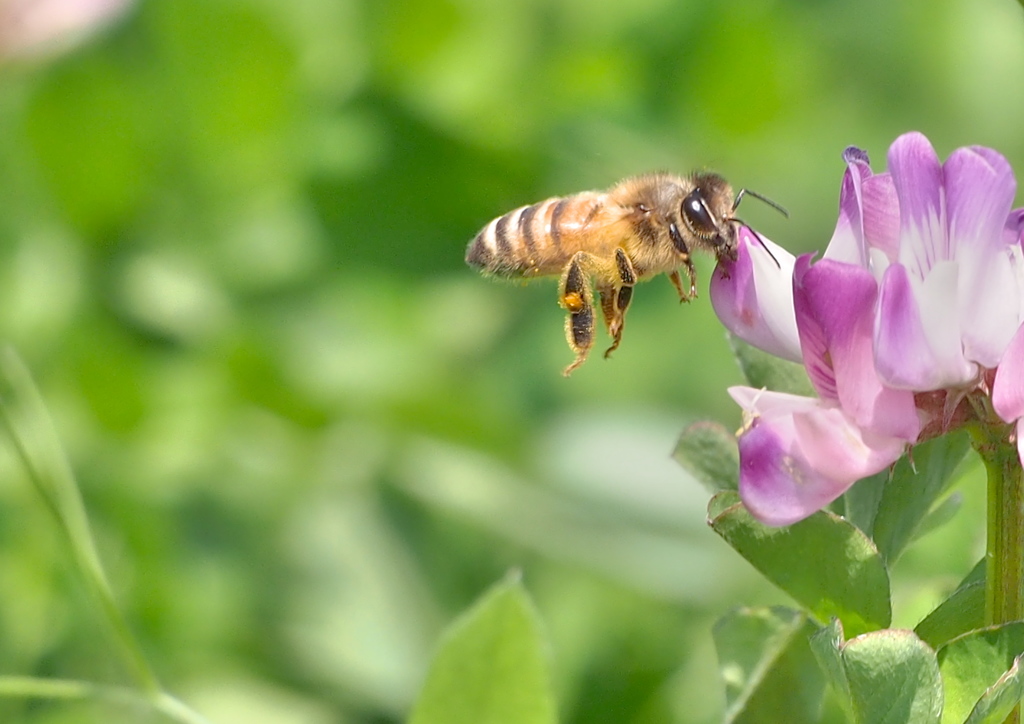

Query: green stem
left=0, top=351, right=213, bottom=724
left=0, top=676, right=213, bottom=724
left=975, top=429, right=1024, bottom=724
left=0, top=381, right=160, bottom=696
left=982, top=438, right=1024, bottom=626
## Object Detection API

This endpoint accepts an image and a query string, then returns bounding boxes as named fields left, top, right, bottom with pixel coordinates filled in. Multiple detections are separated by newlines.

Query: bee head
left=678, top=172, right=737, bottom=259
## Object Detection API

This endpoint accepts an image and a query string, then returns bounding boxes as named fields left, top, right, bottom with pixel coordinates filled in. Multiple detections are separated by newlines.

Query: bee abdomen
left=465, top=195, right=594, bottom=277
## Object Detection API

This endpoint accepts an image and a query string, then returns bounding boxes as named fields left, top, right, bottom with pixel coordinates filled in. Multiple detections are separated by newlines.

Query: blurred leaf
left=713, top=606, right=825, bottom=724
left=728, top=335, right=814, bottom=397
left=151, top=0, right=296, bottom=182
left=912, top=492, right=964, bottom=541
left=23, top=56, right=152, bottom=237
left=672, top=420, right=738, bottom=492
left=843, top=431, right=971, bottom=564
left=811, top=620, right=943, bottom=724
left=937, top=623, right=1024, bottom=724
left=915, top=582, right=985, bottom=651
left=409, top=573, right=556, bottom=724
left=709, top=492, right=891, bottom=636
left=0, top=348, right=158, bottom=692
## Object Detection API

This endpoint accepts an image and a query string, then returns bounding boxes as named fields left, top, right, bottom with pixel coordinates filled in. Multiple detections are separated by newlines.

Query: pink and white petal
left=711, top=227, right=801, bottom=362
left=875, top=262, right=975, bottom=390
left=958, top=246, right=1020, bottom=368
left=792, top=406, right=907, bottom=482
left=1006, top=209, right=1024, bottom=247
left=1017, top=419, right=1024, bottom=472
left=867, top=247, right=893, bottom=283
left=0, top=0, right=133, bottom=59
left=993, top=322, right=1024, bottom=424
left=946, top=146, right=1017, bottom=259
left=791, top=255, right=838, bottom=401
left=945, top=147, right=1021, bottom=365
left=1003, top=212, right=1024, bottom=322
left=824, top=149, right=873, bottom=266
left=729, top=386, right=817, bottom=418
left=737, top=414, right=852, bottom=527
left=732, top=393, right=905, bottom=526
left=860, top=172, right=900, bottom=262
left=888, top=132, right=948, bottom=276
left=796, top=257, right=920, bottom=440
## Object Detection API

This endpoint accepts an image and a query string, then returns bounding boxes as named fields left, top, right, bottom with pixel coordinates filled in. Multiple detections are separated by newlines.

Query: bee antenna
left=732, top=188, right=789, bottom=218
left=726, top=216, right=782, bottom=269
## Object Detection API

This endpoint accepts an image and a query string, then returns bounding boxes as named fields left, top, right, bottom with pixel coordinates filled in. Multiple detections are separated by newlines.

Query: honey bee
left=465, top=172, right=784, bottom=375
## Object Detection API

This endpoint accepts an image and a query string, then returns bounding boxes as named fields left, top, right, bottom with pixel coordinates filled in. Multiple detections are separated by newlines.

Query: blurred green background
left=0, top=0, right=1021, bottom=721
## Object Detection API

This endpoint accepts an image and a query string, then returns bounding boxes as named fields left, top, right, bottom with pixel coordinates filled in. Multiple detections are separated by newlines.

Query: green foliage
left=672, top=420, right=739, bottom=492
left=811, top=620, right=943, bottom=724
left=409, top=574, right=557, bottom=724
left=713, top=607, right=825, bottom=723
left=938, top=623, right=1024, bottom=724
left=727, top=335, right=815, bottom=397
left=708, top=492, right=891, bottom=637
left=0, top=0, right=1019, bottom=722
left=693, top=327, right=1016, bottom=723
left=844, top=432, right=972, bottom=565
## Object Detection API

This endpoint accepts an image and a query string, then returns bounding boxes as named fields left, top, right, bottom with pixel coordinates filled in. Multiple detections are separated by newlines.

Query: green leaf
left=912, top=493, right=963, bottom=541
left=708, top=492, right=891, bottom=636
left=409, top=573, right=557, bottom=724
left=963, top=656, right=1024, bottom=724
left=673, top=420, right=738, bottom=492
left=961, top=558, right=988, bottom=587
left=713, top=606, right=825, bottom=723
left=916, top=558, right=986, bottom=650
left=809, top=619, right=852, bottom=716
left=728, top=335, right=815, bottom=396
left=937, top=622, right=1024, bottom=724
left=811, top=620, right=943, bottom=724
left=843, top=473, right=888, bottom=539
left=915, top=582, right=985, bottom=651
left=866, top=432, right=972, bottom=564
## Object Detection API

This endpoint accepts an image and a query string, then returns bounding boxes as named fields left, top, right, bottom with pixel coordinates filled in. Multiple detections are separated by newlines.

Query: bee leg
left=668, top=262, right=698, bottom=303
left=603, top=248, right=636, bottom=358
left=559, top=252, right=595, bottom=376
left=669, top=223, right=699, bottom=300
left=668, top=271, right=688, bottom=303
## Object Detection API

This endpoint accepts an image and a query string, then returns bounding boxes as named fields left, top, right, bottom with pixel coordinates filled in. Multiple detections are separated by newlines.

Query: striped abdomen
left=465, top=192, right=621, bottom=278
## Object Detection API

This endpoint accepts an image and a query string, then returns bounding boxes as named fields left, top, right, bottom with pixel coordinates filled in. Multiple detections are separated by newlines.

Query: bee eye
left=681, top=189, right=717, bottom=238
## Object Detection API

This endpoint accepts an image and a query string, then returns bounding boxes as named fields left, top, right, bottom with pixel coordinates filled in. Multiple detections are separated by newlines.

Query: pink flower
left=0, top=0, right=133, bottom=60
left=713, top=133, right=1024, bottom=526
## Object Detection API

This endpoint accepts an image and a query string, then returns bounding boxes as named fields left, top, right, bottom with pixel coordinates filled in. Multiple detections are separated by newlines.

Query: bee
left=465, top=172, right=784, bottom=375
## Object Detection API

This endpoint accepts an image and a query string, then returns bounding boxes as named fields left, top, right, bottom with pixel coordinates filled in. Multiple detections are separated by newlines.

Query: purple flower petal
left=825, top=151, right=873, bottom=266
left=796, top=257, right=920, bottom=440
left=711, top=227, right=802, bottom=362
left=792, top=255, right=838, bottom=401
left=946, top=147, right=1020, bottom=367
left=875, top=261, right=975, bottom=389
left=889, top=132, right=948, bottom=276
left=993, top=322, right=1024, bottom=424
left=736, top=415, right=849, bottom=527
left=729, top=387, right=906, bottom=526
left=860, top=172, right=900, bottom=262
left=946, top=146, right=1017, bottom=258
left=1006, top=209, right=1024, bottom=247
